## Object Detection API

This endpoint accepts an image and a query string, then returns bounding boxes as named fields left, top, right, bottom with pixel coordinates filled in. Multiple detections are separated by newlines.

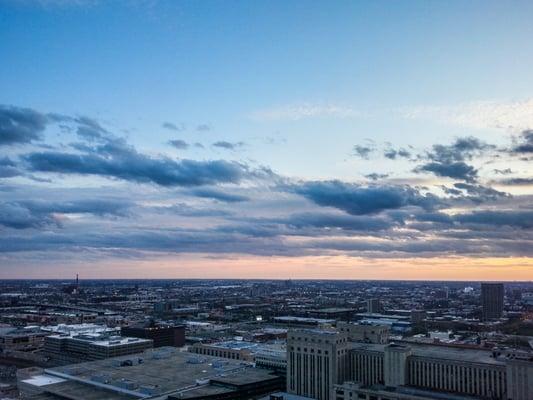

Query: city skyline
left=1, top=0, right=532, bottom=279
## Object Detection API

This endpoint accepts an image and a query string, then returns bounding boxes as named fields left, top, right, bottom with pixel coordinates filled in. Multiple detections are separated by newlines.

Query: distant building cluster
left=0, top=278, right=532, bottom=399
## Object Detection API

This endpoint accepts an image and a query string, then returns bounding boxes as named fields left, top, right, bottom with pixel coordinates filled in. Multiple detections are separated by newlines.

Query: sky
left=0, top=0, right=532, bottom=280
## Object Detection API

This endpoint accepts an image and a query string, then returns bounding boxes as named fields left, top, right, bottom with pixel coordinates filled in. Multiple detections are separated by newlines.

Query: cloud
left=212, top=141, right=245, bottom=150
left=450, top=182, right=508, bottom=202
left=414, top=136, right=494, bottom=181
left=74, top=116, right=109, bottom=141
left=0, top=198, right=132, bottom=229
left=162, top=122, right=184, bottom=132
left=275, top=212, right=397, bottom=231
left=251, top=103, right=358, bottom=121
left=416, top=161, right=478, bottom=182
left=0, top=105, right=48, bottom=146
left=454, top=210, right=533, bottom=229
left=24, top=138, right=254, bottom=187
left=190, top=188, right=249, bottom=203
left=196, top=124, right=211, bottom=132
left=493, top=168, right=513, bottom=175
left=494, top=177, right=533, bottom=186
left=168, top=139, right=189, bottom=150
left=364, top=173, right=389, bottom=181
left=512, top=130, right=533, bottom=154
left=291, top=180, right=440, bottom=215
left=353, top=144, right=375, bottom=159
left=384, top=147, right=411, bottom=160
left=0, top=157, right=22, bottom=178
left=400, top=98, right=533, bottom=131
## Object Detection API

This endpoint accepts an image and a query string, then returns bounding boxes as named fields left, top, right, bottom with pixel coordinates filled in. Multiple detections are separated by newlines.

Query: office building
left=121, top=321, right=185, bottom=347
left=43, top=331, right=153, bottom=365
left=288, top=329, right=533, bottom=400
left=190, top=340, right=287, bottom=373
left=287, top=329, right=349, bottom=400
left=366, top=299, right=382, bottom=314
left=336, top=322, right=389, bottom=344
left=481, top=283, right=504, bottom=321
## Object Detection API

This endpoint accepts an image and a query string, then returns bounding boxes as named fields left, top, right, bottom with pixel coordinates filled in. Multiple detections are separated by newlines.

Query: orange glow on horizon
left=7, top=255, right=533, bottom=281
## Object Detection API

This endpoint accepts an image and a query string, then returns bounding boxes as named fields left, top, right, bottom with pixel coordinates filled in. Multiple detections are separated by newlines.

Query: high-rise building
left=481, top=282, right=504, bottom=321
left=287, top=329, right=349, bottom=400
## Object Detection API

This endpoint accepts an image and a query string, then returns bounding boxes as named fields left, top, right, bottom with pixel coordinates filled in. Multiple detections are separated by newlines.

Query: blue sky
left=0, top=0, right=532, bottom=279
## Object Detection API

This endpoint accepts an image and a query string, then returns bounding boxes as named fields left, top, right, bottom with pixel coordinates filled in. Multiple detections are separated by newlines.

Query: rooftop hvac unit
left=115, top=378, right=138, bottom=390
left=139, top=385, right=159, bottom=395
left=90, top=374, right=110, bottom=384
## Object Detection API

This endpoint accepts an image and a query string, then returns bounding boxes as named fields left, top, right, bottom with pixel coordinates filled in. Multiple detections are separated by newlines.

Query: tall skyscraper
left=481, top=283, right=504, bottom=321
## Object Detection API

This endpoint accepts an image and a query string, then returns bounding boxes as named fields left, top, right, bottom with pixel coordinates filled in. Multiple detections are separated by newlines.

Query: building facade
left=121, top=322, right=185, bottom=347
left=287, top=329, right=349, bottom=400
left=336, top=322, right=389, bottom=344
left=481, top=283, right=504, bottom=321
left=288, top=329, right=533, bottom=400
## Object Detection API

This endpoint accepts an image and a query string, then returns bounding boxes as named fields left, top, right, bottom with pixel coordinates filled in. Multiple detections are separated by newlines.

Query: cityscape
left=0, top=279, right=532, bottom=399
left=1, top=1, right=533, bottom=400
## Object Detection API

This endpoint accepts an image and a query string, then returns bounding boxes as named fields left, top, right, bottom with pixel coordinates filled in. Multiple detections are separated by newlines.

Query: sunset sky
left=0, top=0, right=532, bottom=280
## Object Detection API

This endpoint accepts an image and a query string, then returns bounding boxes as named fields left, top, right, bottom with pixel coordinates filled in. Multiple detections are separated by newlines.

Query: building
left=481, top=282, right=504, bottom=321
left=43, top=331, right=153, bottom=365
left=121, top=321, right=185, bottom=347
left=354, top=313, right=412, bottom=334
left=287, top=329, right=349, bottom=400
left=366, top=299, right=381, bottom=314
left=0, top=326, right=48, bottom=352
left=336, top=322, right=389, bottom=344
left=18, top=347, right=284, bottom=400
left=273, top=316, right=335, bottom=329
left=190, top=340, right=257, bottom=361
left=287, top=328, right=533, bottom=400
left=190, top=340, right=287, bottom=373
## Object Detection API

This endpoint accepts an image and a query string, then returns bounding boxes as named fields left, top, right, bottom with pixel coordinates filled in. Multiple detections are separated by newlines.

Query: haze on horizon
left=0, top=0, right=532, bottom=280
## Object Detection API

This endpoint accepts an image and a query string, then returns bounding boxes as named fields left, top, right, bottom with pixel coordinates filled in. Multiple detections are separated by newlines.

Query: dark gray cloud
left=428, top=136, right=494, bottom=162
left=291, top=180, right=440, bottom=215
left=212, top=141, right=245, bottom=150
left=168, top=139, right=189, bottom=150
left=162, top=122, right=185, bottom=132
left=191, top=188, right=249, bottom=203
left=493, top=168, right=513, bottom=175
left=512, top=130, right=533, bottom=154
left=414, top=136, right=494, bottom=181
left=275, top=212, right=397, bottom=231
left=495, top=177, right=533, bottom=186
left=0, top=199, right=132, bottom=229
left=74, top=116, right=109, bottom=141
left=454, top=210, right=533, bottom=229
left=416, top=161, right=478, bottom=181
left=0, top=105, right=48, bottom=146
left=0, top=157, right=22, bottom=178
left=451, top=182, right=508, bottom=202
left=353, top=144, right=375, bottom=159
left=24, top=138, right=253, bottom=187
left=384, top=147, right=411, bottom=160
left=364, top=173, right=389, bottom=181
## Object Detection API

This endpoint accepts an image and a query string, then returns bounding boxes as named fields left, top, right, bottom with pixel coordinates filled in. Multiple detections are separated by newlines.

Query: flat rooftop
left=349, top=342, right=508, bottom=366
left=24, top=347, right=279, bottom=399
